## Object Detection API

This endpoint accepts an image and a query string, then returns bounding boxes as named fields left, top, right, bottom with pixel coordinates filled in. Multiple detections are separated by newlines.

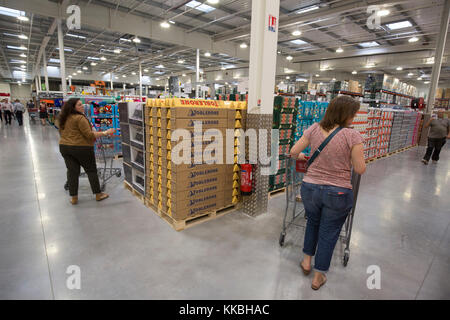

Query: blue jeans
left=300, top=181, right=354, bottom=272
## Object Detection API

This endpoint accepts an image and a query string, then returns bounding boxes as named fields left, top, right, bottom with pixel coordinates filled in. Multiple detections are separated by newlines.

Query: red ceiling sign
left=268, top=15, right=277, bottom=32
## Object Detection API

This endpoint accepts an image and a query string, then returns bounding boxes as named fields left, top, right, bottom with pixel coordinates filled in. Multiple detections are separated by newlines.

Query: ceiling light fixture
left=240, top=43, right=248, bottom=49
left=408, top=36, right=419, bottom=43
left=352, top=70, right=357, bottom=74
left=207, top=0, right=219, bottom=4
left=296, top=5, right=319, bottom=14
left=286, top=55, right=293, bottom=61
left=336, top=47, right=343, bottom=53
left=177, top=59, right=185, bottom=64
left=18, top=34, right=27, bottom=39
left=114, top=48, right=121, bottom=54
left=20, top=53, right=26, bottom=57
left=417, top=77, right=422, bottom=80
left=144, top=69, right=149, bottom=72
left=204, top=52, right=211, bottom=57
left=396, top=66, right=403, bottom=71
left=17, top=16, right=29, bottom=22
left=122, top=75, right=126, bottom=78
left=77, top=70, right=82, bottom=73
left=90, top=62, right=97, bottom=66
left=424, top=81, right=430, bottom=84
left=292, top=30, right=302, bottom=36
left=377, top=9, right=390, bottom=17
left=132, top=37, right=141, bottom=43
left=386, top=20, right=413, bottom=30
left=332, top=78, right=336, bottom=81
left=315, top=74, right=319, bottom=77
left=72, top=72, right=77, bottom=76
left=160, top=21, right=170, bottom=28
left=82, top=66, right=88, bottom=70
left=132, top=72, right=136, bottom=75
left=100, top=56, right=106, bottom=61
left=407, top=72, right=414, bottom=76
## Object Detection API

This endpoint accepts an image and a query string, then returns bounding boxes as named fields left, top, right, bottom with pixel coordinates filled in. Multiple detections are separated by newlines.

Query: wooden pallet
left=269, top=187, right=286, bottom=198
left=114, top=154, right=123, bottom=160
left=144, top=200, right=240, bottom=231
left=123, top=181, right=145, bottom=204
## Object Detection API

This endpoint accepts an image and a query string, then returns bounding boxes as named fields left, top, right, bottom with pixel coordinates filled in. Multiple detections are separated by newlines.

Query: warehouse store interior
left=0, top=0, right=449, bottom=300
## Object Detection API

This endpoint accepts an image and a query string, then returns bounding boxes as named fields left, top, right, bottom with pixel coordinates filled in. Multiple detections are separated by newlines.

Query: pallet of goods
left=138, top=98, right=247, bottom=231
left=351, top=103, right=369, bottom=160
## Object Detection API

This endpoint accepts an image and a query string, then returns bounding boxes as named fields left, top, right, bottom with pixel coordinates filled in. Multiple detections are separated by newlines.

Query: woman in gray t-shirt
left=422, top=111, right=449, bottom=164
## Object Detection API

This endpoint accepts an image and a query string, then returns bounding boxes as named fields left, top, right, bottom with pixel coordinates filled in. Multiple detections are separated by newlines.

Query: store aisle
left=0, top=120, right=449, bottom=299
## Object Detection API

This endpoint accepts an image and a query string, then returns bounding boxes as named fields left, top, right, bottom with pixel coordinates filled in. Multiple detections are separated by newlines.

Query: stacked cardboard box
left=351, top=103, right=369, bottom=159
left=144, top=98, right=246, bottom=221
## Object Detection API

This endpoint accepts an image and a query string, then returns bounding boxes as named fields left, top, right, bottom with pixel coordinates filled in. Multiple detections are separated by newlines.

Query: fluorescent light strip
left=296, top=5, right=319, bottom=14
left=386, top=20, right=412, bottom=30
left=0, top=6, right=25, bottom=18
left=67, top=33, right=86, bottom=39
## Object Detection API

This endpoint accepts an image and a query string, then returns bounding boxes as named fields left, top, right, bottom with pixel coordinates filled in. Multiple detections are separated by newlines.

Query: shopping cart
left=28, top=108, right=38, bottom=123
left=279, top=157, right=361, bottom=267
left=64, top=136, right=122, bottom=192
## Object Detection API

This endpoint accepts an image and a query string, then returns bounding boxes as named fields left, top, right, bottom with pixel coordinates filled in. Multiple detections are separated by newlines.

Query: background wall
left=10, top=84, right=32, bottom=103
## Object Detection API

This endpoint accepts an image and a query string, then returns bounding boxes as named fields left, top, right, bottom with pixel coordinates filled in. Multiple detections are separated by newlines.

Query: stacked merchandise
left=294, top=101, right=329, bottom=154
left=366, top=108, right=382, bottom=160
left=269, top=96, right=298, bottom=191
left=388, top=111, right=404, bottom=153
left=119, top=102, right=145, bottom=195
left=402, top=111, right=419, bottom=148
left=143, top=98, right=247, bottom=222
left=90, top=101, right=121, bottom=136
left=411, top=113, right=422, bottom=145
left=216, top=93, right=248, bottom=102
left=376, top=109, right=393, bottom=157
left=351, top=103, right=369, bottom=159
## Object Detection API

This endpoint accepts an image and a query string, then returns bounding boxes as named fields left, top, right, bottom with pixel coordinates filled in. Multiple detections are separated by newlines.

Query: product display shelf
left=119, top=101, right=145, bottom=196
left=269, top=95, right=299, bottom=191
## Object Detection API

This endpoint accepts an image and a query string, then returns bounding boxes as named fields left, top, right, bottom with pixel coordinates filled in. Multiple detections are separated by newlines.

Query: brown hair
left=320, top=95, right=360, bottom=131
left=58, top=98, right=83, bottom=130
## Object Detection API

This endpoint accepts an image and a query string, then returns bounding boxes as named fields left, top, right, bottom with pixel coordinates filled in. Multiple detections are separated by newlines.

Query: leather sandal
left=300, top=261, right=311, bottom=276
left=96, top=193, right=109, bottom=201
left=311, top=275, right=327, bottom=290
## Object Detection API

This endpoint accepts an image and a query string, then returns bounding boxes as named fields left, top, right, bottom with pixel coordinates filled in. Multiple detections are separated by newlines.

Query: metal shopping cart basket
left=279, top=157, right=361, bottom=267
left=64, top=136, right=122, bottom=192
left=28, top=108, right=38, bottom=123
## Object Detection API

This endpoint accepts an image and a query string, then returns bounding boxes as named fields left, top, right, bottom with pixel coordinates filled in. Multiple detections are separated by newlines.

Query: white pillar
left=123, top=83, right=126, bottom=90
left=139, top=61, right=142, bottom=100
left=68, top=77, right=72, bottom=87
left=426, top=0, right=450, bottom=113
left=57, top=19, right=67, bottom=94
left=38, top=73, right=42, bottom=92
left=35, top=76, right=40, bottom=94
left=110, top=72, right=113, bottom=90
left=42, top=51, right=49, bottom=92
left=248, top=0, right=280, bottom=114
left=196, top=48, right=200, bottom=99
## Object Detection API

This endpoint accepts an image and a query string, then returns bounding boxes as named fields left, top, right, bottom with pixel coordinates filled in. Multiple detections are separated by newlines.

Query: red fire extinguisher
left=240, top=163, right=253, bottom=196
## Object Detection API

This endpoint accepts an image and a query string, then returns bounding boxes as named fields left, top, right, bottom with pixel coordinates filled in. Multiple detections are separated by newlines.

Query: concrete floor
left=0, top=118, right=449, bottom=300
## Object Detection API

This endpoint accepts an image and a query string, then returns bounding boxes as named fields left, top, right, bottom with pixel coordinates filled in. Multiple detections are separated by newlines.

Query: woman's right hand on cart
left=105, top=128, right=116, bottom=136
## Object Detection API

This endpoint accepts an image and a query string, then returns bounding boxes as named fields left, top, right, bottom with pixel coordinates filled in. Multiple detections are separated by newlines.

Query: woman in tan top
left=59, top=98, right=115, bottom=204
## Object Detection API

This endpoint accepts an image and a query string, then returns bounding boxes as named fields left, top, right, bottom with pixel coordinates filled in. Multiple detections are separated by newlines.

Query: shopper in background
left=0, top=99, right=3, bottom=123
left=39, top=101, right=48, bottom=125
left=58, top=98, right=115, bottom=205
left=2, top=99, right=13, bottom=125
left=27, top=99, right=34, bottom=110
left=290, top=96, right=366, bottom=291
left=13, top=99, right=25, bottom=126
left=421, top=111, right=450, bottom=165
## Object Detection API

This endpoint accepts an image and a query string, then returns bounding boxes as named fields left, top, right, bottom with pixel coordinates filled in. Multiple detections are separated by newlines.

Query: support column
left=139, top=61, right=143, bottom=100
left=35, top=76, right=40, bottom=94
left=426, top=0, right=450, bottom=113
left=110, top=72, right=113, bottom=90
left=196, top=48, right=200, bottom=99
left=68, top=77, right=72, bottom=87
left=57, top=19, right=67, bottom=94
left=42, top=51, right=49, bottom=92
left=244, top=0, right=280, bottom=217
left=38, top=73, right=42, bottom=92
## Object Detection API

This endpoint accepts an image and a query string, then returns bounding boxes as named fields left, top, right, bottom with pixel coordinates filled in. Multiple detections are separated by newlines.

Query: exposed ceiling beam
left=4, top=0, right=248, bottom=61
left=31, top=18, right=57, bottom=79
left=213, top=0, right=413, bottom=42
